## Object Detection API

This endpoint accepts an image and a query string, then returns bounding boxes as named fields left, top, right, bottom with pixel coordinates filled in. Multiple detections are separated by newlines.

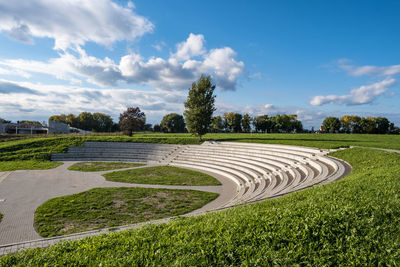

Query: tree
left=360, top=116, right=376, bottom=134
left=0, top=118, right=11, bottom=124
left=233, top=113, right=242, bottom=133
left=340, top=115, right=352, bottom=133
left=322, top=117, right=341, bottom=133
left=253, top=115, right=269, bottom=133
left=210, top=116, right=224, bottom=133
left=160, top=113, right=185, bottom=133
left=184, top=75, right=216, bottom=141
left=92, top=113, right=113, bottom=132
left=119, top=107, right=146, bottom=136
left=376, top=117, right=390, bottom=134
left=223, top=112, right=235, bottom=132
left=349, top=115, right=362, bottom=133
left=153, top=124, right=162, bottom=132
left=77, top=112, right=96, bottom=131
left=242, top=114, right=252, bottom=133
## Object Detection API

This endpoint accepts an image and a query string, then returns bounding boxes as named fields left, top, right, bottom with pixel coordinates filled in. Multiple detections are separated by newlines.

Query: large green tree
left=184, top=75, right=216, bottom=141
left=119, top=107, right=146, bottom=136
left=160, top=113, right=185, bottom=133
left=322, top=117, right=341, bottom=133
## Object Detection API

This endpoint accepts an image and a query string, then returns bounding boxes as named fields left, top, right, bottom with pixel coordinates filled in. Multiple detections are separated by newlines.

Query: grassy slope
left=2, top=148, right=400, bottom=265
left=0, top=135, right=197, bottom=171
left=34, top=187, right=218, bottom=237
left=68, top=162, right=145, bottom=172
left=103, top=166, right=221, bottom=186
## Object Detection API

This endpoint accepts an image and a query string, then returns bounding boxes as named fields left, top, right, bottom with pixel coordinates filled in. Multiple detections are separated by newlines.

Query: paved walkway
left=0, top=162, right=235, bottom=247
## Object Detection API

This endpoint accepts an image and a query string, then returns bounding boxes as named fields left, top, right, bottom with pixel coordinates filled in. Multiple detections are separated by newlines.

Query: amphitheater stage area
left=0, top=141, right=350, bottom=254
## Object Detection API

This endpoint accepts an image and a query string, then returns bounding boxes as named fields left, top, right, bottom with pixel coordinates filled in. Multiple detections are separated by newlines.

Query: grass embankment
left=103, top=166, right=221, bottom=186
left=2, top=147, right=400, bottom=265
left=0, top=135, right=199, bottom=171
left=204, top=132, right=400, bottom=150
left=68, top=162, right=145, bottom=172
left=1, top=133, right=399, bottom=171
left=34, top=187, right=218, bottom=237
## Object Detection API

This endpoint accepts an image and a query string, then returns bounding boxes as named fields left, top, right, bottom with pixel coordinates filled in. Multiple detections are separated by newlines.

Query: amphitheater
left=52, top=141, right=349, bottom=207
left=0, top=141, right=350, bottom=254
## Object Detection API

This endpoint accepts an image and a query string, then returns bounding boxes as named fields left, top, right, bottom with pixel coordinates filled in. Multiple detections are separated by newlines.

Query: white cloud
left=0, top=0, right=153, bottom=50
left=264, top=104, right=275, bottom=110
left=0, top=79, right=186, bottom=122
left=0, top=67, right=31, bottom=79
left=152, top=41, right=167, bottom=52
left=337, top=59, right=400, bottom=77
left=172, top=33, right=206, bottom=61
left=310, top=78, right=396, bottom=106
left=0, top=34, right=245, bottom=91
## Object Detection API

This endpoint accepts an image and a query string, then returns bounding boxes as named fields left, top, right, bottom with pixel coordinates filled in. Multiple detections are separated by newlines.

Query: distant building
left=69, top=127, right=91, bottom=134
left=0, top=123, right=48, bottom=134
left=48, top=120, right=70, bottom=134
left=0, top=124, right=7, bottom=134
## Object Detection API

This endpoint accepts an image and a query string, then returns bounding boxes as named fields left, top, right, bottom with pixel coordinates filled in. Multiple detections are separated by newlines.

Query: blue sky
left=0, top=0, right=399, bottom=129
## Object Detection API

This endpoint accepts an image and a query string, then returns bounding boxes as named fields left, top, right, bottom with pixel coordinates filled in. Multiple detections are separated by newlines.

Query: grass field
left=34, top=187, right=218, bottom=237
left=68, top=162, right=146, bottom=172
left=103, top=166, right=221, bottom=186
left=2, top=147, right=400, bottom=265
left=0, top=133, right=399, bottom=171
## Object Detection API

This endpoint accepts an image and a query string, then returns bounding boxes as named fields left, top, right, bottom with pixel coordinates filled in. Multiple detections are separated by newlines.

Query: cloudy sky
left=0, top=0, right=399, bottom=128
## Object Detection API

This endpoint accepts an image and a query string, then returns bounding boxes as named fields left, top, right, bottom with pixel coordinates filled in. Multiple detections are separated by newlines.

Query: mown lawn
left=34, top=187, right=218, bottom=237
left=2, top=147, right=400, bottom=265
left=68, top=162, right=145, bottom=172
left=103, top=166, right=221, bottom=186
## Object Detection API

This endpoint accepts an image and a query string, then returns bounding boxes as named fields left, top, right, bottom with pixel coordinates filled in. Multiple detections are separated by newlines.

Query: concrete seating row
left=169, top=141, right=346, bottom=207
left=51, top=142, right=181, bottom=163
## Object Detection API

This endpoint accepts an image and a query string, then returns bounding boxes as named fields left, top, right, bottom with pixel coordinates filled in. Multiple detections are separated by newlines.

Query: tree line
left=209, top=113, right=303, bottom=133
left=322, top=115, right=399, bottom=134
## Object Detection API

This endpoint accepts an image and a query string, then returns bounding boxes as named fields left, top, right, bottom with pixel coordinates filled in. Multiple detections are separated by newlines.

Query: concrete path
left=0, top=162, right=235, bottom=246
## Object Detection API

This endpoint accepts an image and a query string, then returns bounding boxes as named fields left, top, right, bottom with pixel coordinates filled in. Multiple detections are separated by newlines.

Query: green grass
left=68, top=162, right=146, bottom=172
left=2, top=147, right=400, bottom=265
left=34, top=187, right=218, bottom=237
left=103, top=166, right=221, bottom=186
left=203, top=132, right=400, bottom=149
left=0, top=133, right=399, bottom=171
left=0, top=213, right=2, bottom=223
left=0, top=160, right=62, bottom=171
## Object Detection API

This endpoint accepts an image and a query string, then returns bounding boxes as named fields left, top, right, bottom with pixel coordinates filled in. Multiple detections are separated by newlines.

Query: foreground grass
left=2, top=147, right=400, bottom=265
left=0, top=133, right=399, bottom=171
left=68, top=162, right=145, bottom=172
left=34, top=187, right=218, bottom=237
left=103, top=166, right=221, bottom=186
